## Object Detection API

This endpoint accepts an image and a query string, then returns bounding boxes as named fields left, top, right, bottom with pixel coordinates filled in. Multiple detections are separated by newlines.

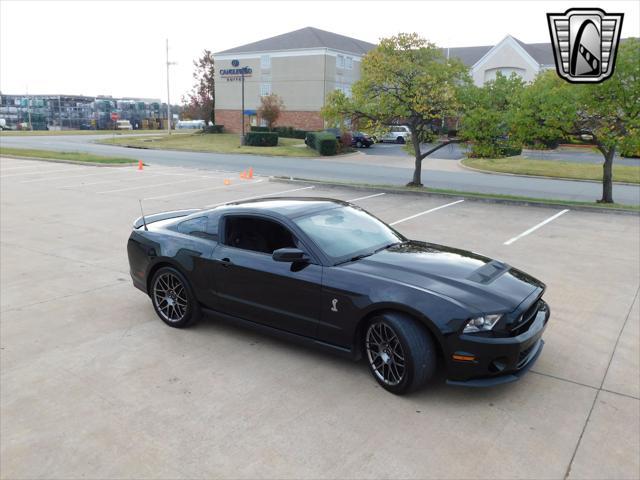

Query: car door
left=210, top=214, right=323, bottom=338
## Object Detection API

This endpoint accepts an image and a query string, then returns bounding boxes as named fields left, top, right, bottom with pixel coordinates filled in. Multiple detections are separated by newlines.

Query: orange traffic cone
left=137, top=160, right=144, bottom=171
left=224, top=179, right=231, bottom=185
left=240, top=170, right=247, bottom=179
left=248, top=167, right=253, bottom=179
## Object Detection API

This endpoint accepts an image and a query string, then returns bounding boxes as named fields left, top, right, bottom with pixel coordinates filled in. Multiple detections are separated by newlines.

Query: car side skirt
left=200, top=307, right=357, bottom=360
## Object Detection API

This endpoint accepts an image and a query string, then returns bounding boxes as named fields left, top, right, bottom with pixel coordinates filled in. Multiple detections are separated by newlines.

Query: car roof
left=210, top=197, right=349, bottom=219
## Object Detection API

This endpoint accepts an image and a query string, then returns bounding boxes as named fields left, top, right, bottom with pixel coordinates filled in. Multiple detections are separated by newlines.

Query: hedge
left=203, top=125, right=224, bottom=133
left=244, top=132, right=278, bottom=147
left=305, top=131, right=337, bottom=156
left=250, top=125, right=308, bottom=139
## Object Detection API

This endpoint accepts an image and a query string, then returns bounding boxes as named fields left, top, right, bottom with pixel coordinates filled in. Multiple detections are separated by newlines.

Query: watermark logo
left=547, top=8, right=623, bottom=83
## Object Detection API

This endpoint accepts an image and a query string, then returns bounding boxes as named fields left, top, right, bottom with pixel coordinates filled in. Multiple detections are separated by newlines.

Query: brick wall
left=215, top=109, right=324, bottom=133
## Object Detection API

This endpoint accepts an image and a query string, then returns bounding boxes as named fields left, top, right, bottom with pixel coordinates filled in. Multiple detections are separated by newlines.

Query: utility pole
left=165, top=38, right=176, bottom=135
left=26, top=87, right=32, bottom=131
left=59, top=95, right=62, bottom=130
left=240, top=72, right=245, bottom=145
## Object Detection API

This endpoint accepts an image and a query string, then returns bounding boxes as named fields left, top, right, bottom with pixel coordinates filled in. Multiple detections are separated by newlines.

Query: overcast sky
left=1, top=0, right=638, bottom=102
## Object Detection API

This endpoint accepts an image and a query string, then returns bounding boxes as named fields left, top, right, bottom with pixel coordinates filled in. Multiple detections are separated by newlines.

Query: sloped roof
left=441, top=45, right=493, bottom=66
left=216, top=27, right=376, bottom=56
left=512, top=38, right=555, bottom=65
left=443, top=36, right=554, bottom=67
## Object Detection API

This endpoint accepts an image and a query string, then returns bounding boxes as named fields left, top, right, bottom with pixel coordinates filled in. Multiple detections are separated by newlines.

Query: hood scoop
left=466, top=260, right=509, bottom=284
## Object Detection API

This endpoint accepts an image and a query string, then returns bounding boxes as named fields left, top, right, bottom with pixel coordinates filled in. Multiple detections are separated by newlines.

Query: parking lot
left=1, top=157, right=638, bottom=479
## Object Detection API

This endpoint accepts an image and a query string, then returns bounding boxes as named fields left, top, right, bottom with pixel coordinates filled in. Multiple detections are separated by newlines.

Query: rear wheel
left=151, top=267, right=200, bottom=328
left=364, top=313, right=436, bottom=394
left=396, top=136, right=405, bottom=144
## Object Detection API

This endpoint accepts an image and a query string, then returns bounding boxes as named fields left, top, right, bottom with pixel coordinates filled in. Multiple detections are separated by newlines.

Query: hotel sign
left=219, top=59, right=252, bottom=82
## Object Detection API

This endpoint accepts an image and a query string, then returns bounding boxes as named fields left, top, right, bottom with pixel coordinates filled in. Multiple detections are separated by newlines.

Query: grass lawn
left=0, top=129, right=172, bottom=136
left=0, top=147, right=136, bottom=164
left=97, top=132, right=320, bottom=157
left=462, top=156, right=640, bottom=184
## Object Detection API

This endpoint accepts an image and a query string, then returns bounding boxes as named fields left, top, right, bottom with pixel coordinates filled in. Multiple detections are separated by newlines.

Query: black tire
left=364, top=312, right=436, bottom=394
left=150, top=266, right=201, bottom=328
left=356, top=141, right=363, bottom=148
left=396, top=136, right=405, bottom=144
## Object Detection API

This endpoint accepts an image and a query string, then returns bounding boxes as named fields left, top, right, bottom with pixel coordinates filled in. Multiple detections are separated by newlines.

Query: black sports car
left=127, top=198, right=549, bottom=394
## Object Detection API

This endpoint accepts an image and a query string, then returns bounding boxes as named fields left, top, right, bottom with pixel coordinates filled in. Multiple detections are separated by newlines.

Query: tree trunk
left=407, top=132, right=423, bottom=187
left=599, top=147, right=615, bottom=203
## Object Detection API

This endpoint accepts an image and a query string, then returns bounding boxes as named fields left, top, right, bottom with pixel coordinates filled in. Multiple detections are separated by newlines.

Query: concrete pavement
left=2, top=134, right=639, bottom=205
left=1, top=157, right=639, bottom=479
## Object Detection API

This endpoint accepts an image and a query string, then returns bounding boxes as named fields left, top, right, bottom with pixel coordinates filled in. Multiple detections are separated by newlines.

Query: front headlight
left=463, top=314, right=502, bottom=333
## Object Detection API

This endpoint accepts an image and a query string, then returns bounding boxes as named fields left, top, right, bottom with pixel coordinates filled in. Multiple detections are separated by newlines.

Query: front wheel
left=396, top=136, right=405, bottom=144
left=151, top=266, right=200, bottom=328
left=364, top=313, right=436, bottom=394
left=356, top=141, right=363, bottom=148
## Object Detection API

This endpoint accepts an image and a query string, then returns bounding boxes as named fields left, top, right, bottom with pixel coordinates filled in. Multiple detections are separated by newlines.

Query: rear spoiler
left=133, top=209, right=201, bottom=229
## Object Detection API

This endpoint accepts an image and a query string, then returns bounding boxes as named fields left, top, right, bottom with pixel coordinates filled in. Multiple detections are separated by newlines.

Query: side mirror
left=272, top=248, right=309, bottom=263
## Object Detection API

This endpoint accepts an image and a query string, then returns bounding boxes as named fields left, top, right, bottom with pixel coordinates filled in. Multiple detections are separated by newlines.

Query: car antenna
left=139, top=199, right=148, bottom=231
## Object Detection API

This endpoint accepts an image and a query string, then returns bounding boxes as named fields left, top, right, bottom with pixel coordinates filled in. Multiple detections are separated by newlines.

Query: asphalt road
left=2, top=134, right=639, bottom=205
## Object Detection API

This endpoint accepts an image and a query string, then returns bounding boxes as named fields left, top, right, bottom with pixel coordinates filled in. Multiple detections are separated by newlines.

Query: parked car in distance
left=116, top=120, right=133, bottom=130
left=177, top=120, right=206, bottom=130
left=128, top=197, right=550, bottom=395
left=380, top=125, right=411, bottom=144
left=351, top=132, right=374, bottom=148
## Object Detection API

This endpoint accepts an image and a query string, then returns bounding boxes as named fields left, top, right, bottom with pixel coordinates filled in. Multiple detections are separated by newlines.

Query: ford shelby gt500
left=128, top=198, right=549, bottom=394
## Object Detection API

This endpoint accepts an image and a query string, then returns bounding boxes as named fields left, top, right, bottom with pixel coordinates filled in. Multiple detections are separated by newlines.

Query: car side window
left=178, top=216, right=217, bottom=241
left=223, top=216, right=299, bottom=255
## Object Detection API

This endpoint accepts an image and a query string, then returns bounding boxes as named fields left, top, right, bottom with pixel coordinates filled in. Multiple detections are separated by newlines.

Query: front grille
left=511, top=299, right=542, bottom=336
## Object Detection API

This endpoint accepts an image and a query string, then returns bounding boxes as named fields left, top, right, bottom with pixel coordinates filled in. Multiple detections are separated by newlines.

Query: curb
left=0, top=155, right=137, bottom=167
left=268, top=176, right=639, bottom=216
left=458, top=159, right=639, bottom=186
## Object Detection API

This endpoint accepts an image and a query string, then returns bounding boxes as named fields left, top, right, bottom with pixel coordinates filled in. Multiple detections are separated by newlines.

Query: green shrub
left=274, top=126, right=308, bottom=139
left=467, top=141, right=522, bottom=158
left=244, top=132, right=278, bottom=146
left=250, top=126, right=270, bottom=132
left=305, top=131, right=337, bottom=155
left=203, top=125, right=224, bottom=134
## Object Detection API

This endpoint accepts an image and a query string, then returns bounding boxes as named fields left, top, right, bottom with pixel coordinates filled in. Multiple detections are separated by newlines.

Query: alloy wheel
left=366, top=322, right=406, bottom=386
left=153, top=272, right=188, bottom=323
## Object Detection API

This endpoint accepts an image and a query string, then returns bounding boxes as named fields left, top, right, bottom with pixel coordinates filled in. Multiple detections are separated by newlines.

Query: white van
left=380, top=125, right=411, bottom=144
left=116, top=120, right=133, bottom=130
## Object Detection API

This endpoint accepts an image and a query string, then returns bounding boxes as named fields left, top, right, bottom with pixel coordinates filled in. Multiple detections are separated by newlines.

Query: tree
left=460, top=73, right=525, bottom=157
left=322, top=33, right=470, bottom=186
left=257, top=94, right=284, bottom=130
left=513, top=38, right=639, bottom=203
left=182, top=50, right=216, bottom=124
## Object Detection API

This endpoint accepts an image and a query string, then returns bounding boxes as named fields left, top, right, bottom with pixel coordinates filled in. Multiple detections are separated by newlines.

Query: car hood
left=340, top=241, right=544, bottom=313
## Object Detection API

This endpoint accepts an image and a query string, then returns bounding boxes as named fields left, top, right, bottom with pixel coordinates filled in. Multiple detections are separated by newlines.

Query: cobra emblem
left=331, top=298, right=339, bottom=312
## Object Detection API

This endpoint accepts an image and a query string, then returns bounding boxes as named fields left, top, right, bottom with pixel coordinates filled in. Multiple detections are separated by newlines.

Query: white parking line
left=21, top=169, right=126, bottom=184
left=347, top=192, right=386, bottom=202
left=144, top=178, right=264, bottom=201
left=204, top=186, right=315, bottom=208
left=97, top=175, right=223, bottom=194
left=390, top=200, right=465, bottom=226
left=503, top=209, right=570, bottom=245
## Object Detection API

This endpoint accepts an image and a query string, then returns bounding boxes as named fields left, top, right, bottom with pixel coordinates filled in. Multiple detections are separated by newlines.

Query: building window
left=261, top=55, right=271, bottom=69
left=260, top=83, right=271, bottom=96
left=337, top=55, right=345, bottom=69
left=345, top=56, right=353, bottom=70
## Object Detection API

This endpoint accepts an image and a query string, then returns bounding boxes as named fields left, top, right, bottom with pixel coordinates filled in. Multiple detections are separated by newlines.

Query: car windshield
left=293, top=206, right=404, bottom=264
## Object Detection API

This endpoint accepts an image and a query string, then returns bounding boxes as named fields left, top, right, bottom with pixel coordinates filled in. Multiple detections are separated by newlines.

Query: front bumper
left=445, top=301, right=550, bottom=387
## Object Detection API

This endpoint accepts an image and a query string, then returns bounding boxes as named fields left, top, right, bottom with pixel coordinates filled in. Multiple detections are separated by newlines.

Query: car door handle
left=219, top=257, right=232, bottom=267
